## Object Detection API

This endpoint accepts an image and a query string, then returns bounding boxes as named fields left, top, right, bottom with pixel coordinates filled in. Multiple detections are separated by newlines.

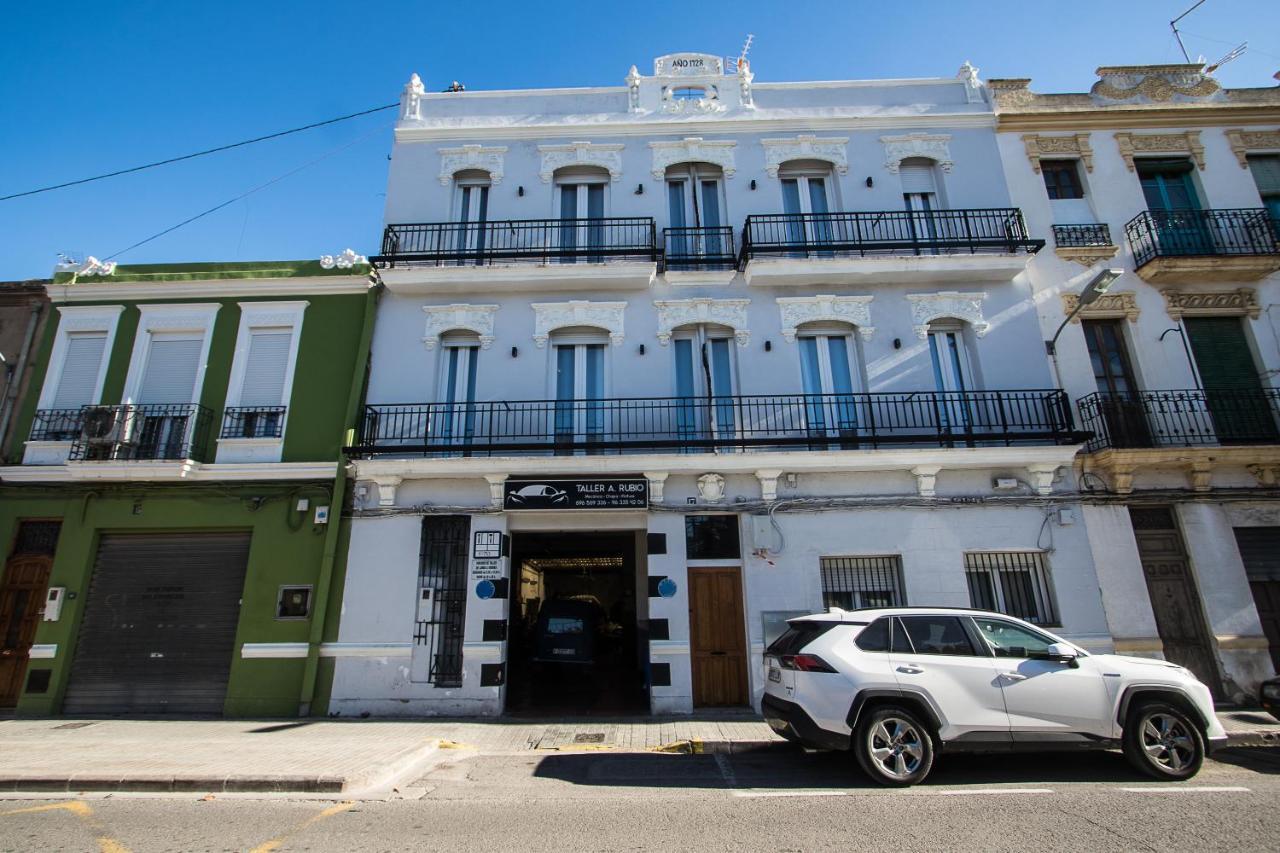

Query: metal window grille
left=415, top=515, right=471, bottom=687
left=820, top=556, right=906, bottom=610
left=964, top=551, right=1058, bottom=625
left=11, top=521, right=62, bottom=557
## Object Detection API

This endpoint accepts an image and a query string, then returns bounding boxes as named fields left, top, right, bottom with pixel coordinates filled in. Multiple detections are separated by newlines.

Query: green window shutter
left=1247, top=155, right=1280, bottom=195
left=1185, top=317, right=1263, bottom=392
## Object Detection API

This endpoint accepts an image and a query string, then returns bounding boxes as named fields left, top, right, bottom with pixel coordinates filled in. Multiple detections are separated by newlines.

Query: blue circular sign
left=475, top=579, right=496, bottom=600
left=657, top=577, right=678, bottom=598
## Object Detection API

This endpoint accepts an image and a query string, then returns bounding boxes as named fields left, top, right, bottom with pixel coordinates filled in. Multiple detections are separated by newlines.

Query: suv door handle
left=1000, top=672, right=1028, bottom=681
left=896, top=665, right=924, bottom=674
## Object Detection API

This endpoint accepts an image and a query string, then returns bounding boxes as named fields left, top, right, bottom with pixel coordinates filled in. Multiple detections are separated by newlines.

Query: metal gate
left=1129, top=506, right=1222, bottom=698
left=412, top=516, right=470, bottom=687
left=62, top=532, right=251, bottom=715
left=1233, top=527, right=1280, bottom=671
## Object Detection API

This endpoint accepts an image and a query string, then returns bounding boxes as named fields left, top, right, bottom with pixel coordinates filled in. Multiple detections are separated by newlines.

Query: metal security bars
left=373, top=217, right=658, bottom=267
left=740, top=208, right=1043, bottom=264
left=1052, top=223, right=1113, bottom=247
left=964, top=551, right=1058, bottom=625
left=1125, top=208, right=1280, bottom=268
left=68, top=404, right=212, bottom=462
left=220, top=406, right=287, bottom=439
left=351, top=390, right=1082, bottom=457
left=820, top=556, right=906, bottom=610
left=1077, top=389, right=1280, bottom=451
left=663, top=226, right=736, bottom=270
left=415, top=515, right=471, bottom=688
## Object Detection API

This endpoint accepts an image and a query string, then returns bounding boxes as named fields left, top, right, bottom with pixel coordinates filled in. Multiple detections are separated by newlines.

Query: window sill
left=215, top=436, right=284, bottom=464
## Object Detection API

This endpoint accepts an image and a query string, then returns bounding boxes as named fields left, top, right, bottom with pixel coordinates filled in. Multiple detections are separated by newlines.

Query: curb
left=1224, top=729, right=1280, bottom=749
left=652, top=739, right=790, bottom=755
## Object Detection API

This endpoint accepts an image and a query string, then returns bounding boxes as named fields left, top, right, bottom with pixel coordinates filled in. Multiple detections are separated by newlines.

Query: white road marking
left=714, top=753, right=739, bottom=788
left=731, top=790, right=848, bottom=798
left=935, top=788, right=1055, bottom=796
left=1120, top=786, right=1250, bottom=793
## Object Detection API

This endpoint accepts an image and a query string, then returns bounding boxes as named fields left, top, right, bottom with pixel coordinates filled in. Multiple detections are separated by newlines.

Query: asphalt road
left=1, top=746, right=1278, bottom=852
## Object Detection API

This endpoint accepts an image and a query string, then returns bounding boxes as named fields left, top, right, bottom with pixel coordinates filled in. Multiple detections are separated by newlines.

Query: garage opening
left=506, top=531, right=648, bottom=714
left=62, top=532, right=251, bottom=715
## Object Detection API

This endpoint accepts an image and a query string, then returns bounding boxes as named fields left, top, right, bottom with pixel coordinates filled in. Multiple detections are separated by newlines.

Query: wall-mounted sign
left=472, top=559, right=502, bottom=580
left=476, top=580, right=496, bottom=600
left=473, top=531, right=505, bottom=559
left=654, top=53, right=723, bottom=77
left=503, top=478, right=648, bottom=511
left=657, top=578, right=678, bottom=599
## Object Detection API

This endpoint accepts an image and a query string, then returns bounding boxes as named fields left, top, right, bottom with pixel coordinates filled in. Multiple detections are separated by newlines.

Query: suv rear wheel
left=854, top=705, right=934, bottom=786
left=1122, top=701, right=1204, bottom=780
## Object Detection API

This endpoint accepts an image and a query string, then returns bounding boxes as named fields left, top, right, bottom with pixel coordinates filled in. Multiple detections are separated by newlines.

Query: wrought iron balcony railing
left=740, top=208, right=1043, bottom=264
left=28, top=408, right=87, bottom=442
left=1052, top=223, right=1113, bottom=247
left=350, top=390, right=1081, bottom=457
left=372, top=217, right=658, bottom=267
left=663, top=226, right=736, bottom=270
left=221, top=406, right=287, bottom=439
left=66, top=404, right=212, bottom=462
left=1078, top=389, right=1280, bottom=452
left=1124, top=208, right=1279, bottom=268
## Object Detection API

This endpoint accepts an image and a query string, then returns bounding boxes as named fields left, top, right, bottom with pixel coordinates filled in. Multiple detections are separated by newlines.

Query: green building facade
left=0, top=260, right=375, bottom=717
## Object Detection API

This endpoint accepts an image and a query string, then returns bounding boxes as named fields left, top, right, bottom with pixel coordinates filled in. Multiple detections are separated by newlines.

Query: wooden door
left=1082, top=319, right=1150, bottom=448
left=1129, top=507, right=1222, bottom=698
left=0, top=555, right=52, bottom=708
left=1233, top=527, right=1280, bottom=671
left=688, top=567, right=748, bottom=707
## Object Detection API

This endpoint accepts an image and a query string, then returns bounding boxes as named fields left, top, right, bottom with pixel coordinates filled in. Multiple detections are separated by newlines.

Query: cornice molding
left=881, top=133, right=953, bottom=173
left=1061, top=291, right=1139, bottom=323
left=761, top=135, right=849, bottom=178
left=905, top=291, right=989, bottom=338
left=437, top=144, right=508, bottom=185
left=652, top=298, right=751, bottom=346
left=46, top=278, right=372, bottom=303
left=1224, top=128, right=1280, bottom=168
left=1114, top=131, right=1205, bottom=171
left=648, top=137, right=737, bottom=179
left=537, top=141, right=625, bottom=183
left=1021, top=133, right=1094, bottom=173
left=422, top=303, right=499, bottom=349
left=530, top=300, right=627, bottom=347
left=775, top=295, right=875, bottom=341
left=996, top=107, right=1280, bottom=133
left=1162, top=288, right=1261, bottom=321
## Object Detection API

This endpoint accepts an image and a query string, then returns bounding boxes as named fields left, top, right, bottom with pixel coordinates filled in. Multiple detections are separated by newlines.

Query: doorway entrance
left=688, top=566, right=749, bottom=707
left=506, top=531, right=648, bottom=713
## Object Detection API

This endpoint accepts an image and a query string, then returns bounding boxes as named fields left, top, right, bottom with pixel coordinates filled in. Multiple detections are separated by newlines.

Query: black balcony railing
left=1052, top=223, right=1113, bottom=247
left=28, top=408, right=87, bottom=442
left=221, top=406, right=287, bottom=439
left=67, top=404, right=212, bottom=462
left=740, top=208, right=1043, bottom=265
left=350, top=390, right=1081, bottom=457
left=1124, top=208, right=1279, bottom=268
left=1078, top=389, right=1280, bottom=452
left=372, top=218, right=658, bottom=267
left=663, top=226, right=736, bottom=270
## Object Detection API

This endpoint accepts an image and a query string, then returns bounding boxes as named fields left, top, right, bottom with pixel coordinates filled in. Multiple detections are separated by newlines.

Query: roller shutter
left=62, top=532, right=250, bottom=715
left=1234, top=527, right=1280, bottom=671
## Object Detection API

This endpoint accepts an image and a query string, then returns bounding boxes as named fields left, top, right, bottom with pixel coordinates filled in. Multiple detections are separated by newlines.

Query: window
left=965, top=551, right=1058, bottom=625
left=555, top=166, right=608, bottom=263
left=50, top=333, right=108, bottom=409
left=666, top=162, right=726, bottom=262
left=34, top=306, right=123, bottom=442
left=766, top=621, right=836, bottom=655
left=900, top=157, right=941, bottom=212
left=674, top=324, right=737, bottom=442
left=779, top=160, right=835, bottom=249
left=276, top=585, right=313, bottom=620
left=971, top=616, right=1059, bottom=659
left=927, top=321, right=976, bottom=393
left=1136, top=159, right=1199, bottom=211
left=551, top=327, right=607, bottom=449
left=1041, top=160, right=1084, bottom=200
left=452, top=169, right=491, bottom=262
left=1247, top=154, right=1280, bottom=221
left=222, top=302, right=305, bottom=446
left=416, top=515, right=470, bottom=687
left=898, top=615, right=976, bottom=656
left=820, top=556, right=905, bottom=610
left=671, top=86, right=707, bottom=101
left=798, top=323, right=861, bottom=440
left=685, top=515, right=741, bottom=559
left=854, top=617, right=891, bottom=652
left=436, top=331, right=480, bottom=445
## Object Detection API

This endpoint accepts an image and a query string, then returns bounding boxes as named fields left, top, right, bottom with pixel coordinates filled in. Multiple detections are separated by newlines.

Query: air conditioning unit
left=79, top=406, right=139, bottom=452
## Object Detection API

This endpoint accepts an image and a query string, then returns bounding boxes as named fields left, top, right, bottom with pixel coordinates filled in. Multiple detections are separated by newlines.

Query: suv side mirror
left=1046, top=642, right=1080, bottom=667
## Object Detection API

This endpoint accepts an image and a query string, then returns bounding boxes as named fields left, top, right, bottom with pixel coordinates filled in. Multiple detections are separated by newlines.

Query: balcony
left=662, top=226, right=736, bottom=272
left=371, top=218, right=659, bottom=293
left=1052, top=223, right=1120, bottom=267
left=739, top=209, right=1044, bottom=286
left=351, top=390, right=1082, bottom=458
left=1124, top=209, right=1280, bottom=284
left=221, top=406, right=286, bottom=439
left=59, top=404, right=213, bottom=463
left=1078, top=389, right=1280, bottom=452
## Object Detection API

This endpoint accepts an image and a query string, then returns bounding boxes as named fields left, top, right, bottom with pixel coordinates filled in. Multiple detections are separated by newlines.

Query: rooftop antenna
left=1170, top=0, right=1207, bottom=63
left=736, top=33, right=754, bottom=71
left=1204, top=42, right=1247, bottom=74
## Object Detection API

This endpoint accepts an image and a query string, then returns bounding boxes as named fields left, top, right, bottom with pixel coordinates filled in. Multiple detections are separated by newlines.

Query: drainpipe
left=0, top=299, right=45, bottom=460
left=298, top=277, right=381, bottom=716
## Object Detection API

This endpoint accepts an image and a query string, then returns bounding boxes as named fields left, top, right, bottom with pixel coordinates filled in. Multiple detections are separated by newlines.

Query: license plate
left=767, top=666, right=781, bottom=683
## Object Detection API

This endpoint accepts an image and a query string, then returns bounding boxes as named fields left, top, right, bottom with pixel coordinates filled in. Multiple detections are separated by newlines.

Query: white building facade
left=330, top=54, right=1119, bottom=717
left=992, top=65, right=1280, bottom=702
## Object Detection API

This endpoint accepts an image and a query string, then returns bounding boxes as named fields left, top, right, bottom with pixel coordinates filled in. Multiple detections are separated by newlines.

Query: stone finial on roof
left=401, top=73, right=425, bottom=121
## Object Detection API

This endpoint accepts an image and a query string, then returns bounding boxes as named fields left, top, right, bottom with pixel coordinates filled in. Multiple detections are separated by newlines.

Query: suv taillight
left=779, top=654, right=837, bottom=673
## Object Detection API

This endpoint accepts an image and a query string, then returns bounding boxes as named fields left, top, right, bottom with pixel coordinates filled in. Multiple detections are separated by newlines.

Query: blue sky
left=1, top=0, right=1277, bottom=280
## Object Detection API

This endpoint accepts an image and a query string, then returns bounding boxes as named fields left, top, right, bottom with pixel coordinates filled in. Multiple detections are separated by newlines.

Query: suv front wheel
left=1122, top=701, right=1205, bottom=780
left=854, top=705, right=935, bottom=786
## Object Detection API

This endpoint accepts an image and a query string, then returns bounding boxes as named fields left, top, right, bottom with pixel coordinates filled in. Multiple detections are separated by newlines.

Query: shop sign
left=503, top=478, right=648, bottom=511
left=473, top=559, right=502, bottom=580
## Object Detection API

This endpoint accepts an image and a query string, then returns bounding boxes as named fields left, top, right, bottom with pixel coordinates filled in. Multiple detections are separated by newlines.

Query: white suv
left=762, top=607, right=1227, bottom=786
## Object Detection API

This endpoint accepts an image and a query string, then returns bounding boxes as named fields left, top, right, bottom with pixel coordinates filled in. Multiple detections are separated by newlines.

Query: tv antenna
left=734, top=34, right=754, bottom=71
left=1204, top=42, right=1247, bottom=74
left=1171, top=0, right=1207, bottom=63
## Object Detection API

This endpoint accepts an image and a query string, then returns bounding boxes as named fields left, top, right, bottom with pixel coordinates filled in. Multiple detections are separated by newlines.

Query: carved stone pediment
left=761, top=136, right=849, bottom=178
left=1225, top=129, right=1280, bottom=169
left=538, top=142, right=624, bottom=183
left=653, top=298, right=751, bottom=347
left=438, top=144, right=507, bottom=185
left=1021, top=133, right=1094, bottom=173
left=1162, top=288, right=1261, bottom=321
left=422, top=303, right=499, bottom=350
left=775, top=295, right=874, bottom=342
left=1061, top=292, right=1139, bottom=323
left=905, top=292, right=988, bottom=339
left=881, top=133, right=953, bottom=174
left=1091, top=65, right=1222, bottom=105
left=531, top=300, right=627, bottom=347
left=649, top=138, right=736, bottom=179
left=1113, top=131, right=1204, bottom=171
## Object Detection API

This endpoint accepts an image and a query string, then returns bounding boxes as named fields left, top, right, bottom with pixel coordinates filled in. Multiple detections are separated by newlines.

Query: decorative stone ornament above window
left=775, top=295, right=874, bottom=342
left=880, top=133, right=953, bottom=174
left=1021, top=133, right=1094, bottom=173
left=1113, top=131, right=1204, bottom=172
left=653, top=298, right=751, bottom=347
left=1061, top=292, right=1139, bottom=324
left=422, top=304, right=499, bottom=350
left=437, top=144, right=507, bottom=186
left=649, top=138, right=736, bottom=180
left=1225, top=129, right=1280, bottom=169
left=1162, top=288, right=1261, bottom=321
left=905, top=292, right=988, bottom=339
left=531, top=300, right=627, bottom=348
left=538, top=142, right=625, bottom=183
left=761, top=136, right=849, bottom=178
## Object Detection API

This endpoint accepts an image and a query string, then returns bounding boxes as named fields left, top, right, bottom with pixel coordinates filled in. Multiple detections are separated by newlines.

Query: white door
left=559, top=182, right=605, bottom=262
left=969, top=616, right=1114, bottom=738
left=781, top=173, right=832, bottom=250
left=454, top=182, right=490, bottom=262
left=890, top=615, right=1011, bottom=741
left=437, top=342, right=479, bottom=445
left=928, top=325, right=976, bottom=437
left=900, top=161, right=941, bottom=251
left=798, top=331, right=859, bottom=439
left=554, top=341, right=605, bottom=449
left=674, top=329, right=736, bottom=447
left=667, top=165, right=725, bottom=261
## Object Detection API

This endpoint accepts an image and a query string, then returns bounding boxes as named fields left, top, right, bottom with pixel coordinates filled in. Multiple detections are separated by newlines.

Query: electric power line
left=1, top=103, right=398, bottom=203
left=104, top=120, right=393, bottom=261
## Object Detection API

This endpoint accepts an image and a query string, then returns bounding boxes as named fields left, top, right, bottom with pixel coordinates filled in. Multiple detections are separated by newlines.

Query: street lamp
left=1045, top=268, right=1124, bottom=388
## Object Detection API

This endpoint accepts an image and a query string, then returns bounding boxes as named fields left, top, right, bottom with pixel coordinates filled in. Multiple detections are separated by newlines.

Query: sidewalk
left=0, top=710, right=1274, bottom=795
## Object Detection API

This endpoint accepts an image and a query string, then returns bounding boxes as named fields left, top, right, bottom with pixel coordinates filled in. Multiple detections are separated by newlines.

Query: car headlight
left=1262, top=683, right=1280, bottom=700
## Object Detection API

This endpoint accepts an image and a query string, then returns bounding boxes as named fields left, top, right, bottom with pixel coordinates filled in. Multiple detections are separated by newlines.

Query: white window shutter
left=137, top=336, right=202, bottom=404
left=238, top=331, right=292, bottom=407
left=899, top=162, right=937, bottom=194
left=51, top=332, right=107, bottom=409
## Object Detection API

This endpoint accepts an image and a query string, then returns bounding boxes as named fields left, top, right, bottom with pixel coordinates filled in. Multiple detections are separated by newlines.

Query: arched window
left=435, top=330, right=480, bottom=443
left=550, top=326, right=609, bottom=448
left=554, top=166, right=609, bottom=263
left=665, top=162, right=727, bottom=265
left=779, top=160, right=837, bottom=250
left=926, top=319, right=980, bottom=393
left=899, top=157, right=945, bottom=212
left=796, top=321, right=862, bottom=441
left=672, top=322, right=737, bottom=443
left=451, top=169, right=491, bottom=263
